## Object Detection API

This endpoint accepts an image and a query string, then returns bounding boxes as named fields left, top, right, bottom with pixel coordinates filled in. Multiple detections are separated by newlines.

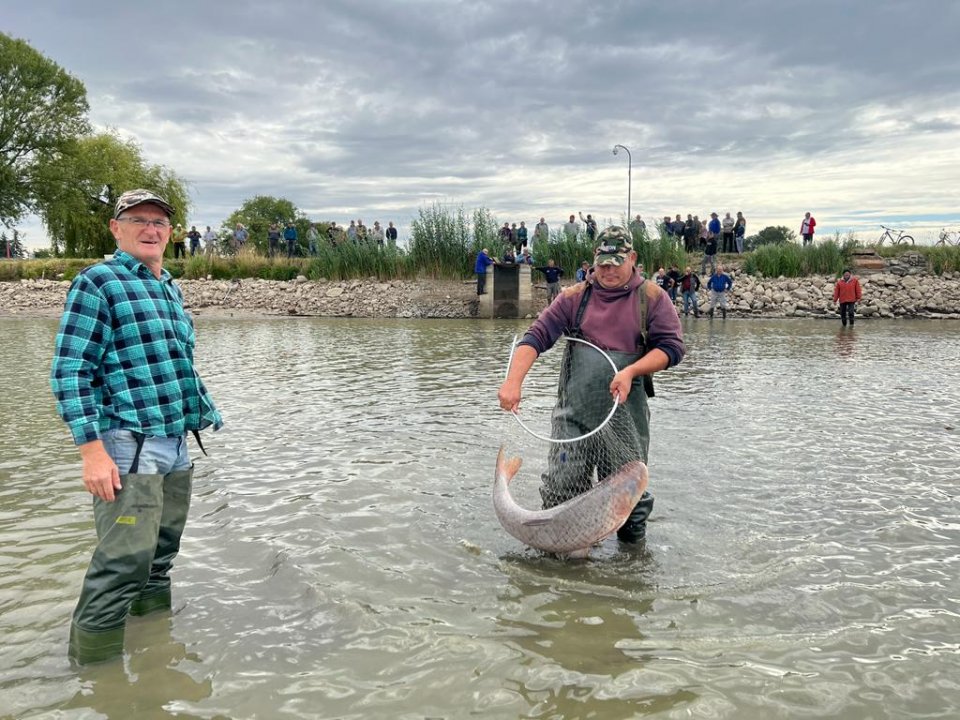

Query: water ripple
left=1, top=317, right=958, bottom=719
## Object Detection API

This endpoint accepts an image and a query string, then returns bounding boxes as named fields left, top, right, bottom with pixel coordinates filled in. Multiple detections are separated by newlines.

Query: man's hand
left=79, top=441, right=122, bottom=502
left=498, top=379, right=523, bottom=413
left=610, top=368, right=636, bottom=404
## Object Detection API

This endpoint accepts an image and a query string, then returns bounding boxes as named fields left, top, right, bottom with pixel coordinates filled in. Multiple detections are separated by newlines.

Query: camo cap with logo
left=594, top=226, right=634, bottom=266
left=113, top=189, right=174, bottom=219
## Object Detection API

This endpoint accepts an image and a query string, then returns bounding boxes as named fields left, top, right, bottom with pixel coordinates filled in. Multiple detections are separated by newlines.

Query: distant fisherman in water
left=50, top=189, right=223, bottom=664
left=498, top=226, right=684, bottom=543
left=833, top=268, right=862, bottom=327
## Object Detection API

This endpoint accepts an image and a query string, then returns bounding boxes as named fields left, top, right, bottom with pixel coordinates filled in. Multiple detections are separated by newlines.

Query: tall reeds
left=741, top=239, right=850, bottom=277
left=408, top=202, right=472, bottom=278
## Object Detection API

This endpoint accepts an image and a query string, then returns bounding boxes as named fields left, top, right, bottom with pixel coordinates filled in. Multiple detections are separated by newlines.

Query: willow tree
left=0, top=32, right=89, bottom=228
left=35, top=132, right=189, bottom=257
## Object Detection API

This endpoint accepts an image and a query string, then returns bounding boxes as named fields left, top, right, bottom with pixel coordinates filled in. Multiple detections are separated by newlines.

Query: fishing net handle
left=505, top=335, right=620, bottom=445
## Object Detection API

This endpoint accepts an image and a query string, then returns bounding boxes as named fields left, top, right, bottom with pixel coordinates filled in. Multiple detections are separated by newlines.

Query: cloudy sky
left=6, top=0, right=960, bottom=248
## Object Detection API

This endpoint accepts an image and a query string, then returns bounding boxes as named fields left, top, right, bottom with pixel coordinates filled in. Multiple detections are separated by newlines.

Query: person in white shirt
left=721, top=212, right=736, bottom=253
left=202, top=226, right=218, bottom=256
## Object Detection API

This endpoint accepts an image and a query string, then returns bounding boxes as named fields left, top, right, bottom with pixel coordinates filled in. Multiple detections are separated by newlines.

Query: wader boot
left=617, top=491, right=654, bottom=543
left=70, top=472, right=166, bottom=664
left=721, top=307, right=727, bottom=319
left=131, top=466, right=193, bottom=617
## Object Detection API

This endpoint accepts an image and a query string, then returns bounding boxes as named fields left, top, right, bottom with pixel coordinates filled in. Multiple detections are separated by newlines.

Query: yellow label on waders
left=116, top=516, right=137, bottom=525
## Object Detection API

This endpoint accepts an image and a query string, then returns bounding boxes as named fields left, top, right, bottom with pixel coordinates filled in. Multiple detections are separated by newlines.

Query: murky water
left=1, top=316, right=958, bottom=719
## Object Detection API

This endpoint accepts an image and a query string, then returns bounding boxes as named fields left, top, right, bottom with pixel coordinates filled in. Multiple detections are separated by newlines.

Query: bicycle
left=935, top=228, right=960, bottom=247
left=875, top=225, right=914, bottom=246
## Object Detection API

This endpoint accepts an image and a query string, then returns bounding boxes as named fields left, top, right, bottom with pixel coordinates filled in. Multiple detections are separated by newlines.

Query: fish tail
left=496, top=446, right=523, bottom=484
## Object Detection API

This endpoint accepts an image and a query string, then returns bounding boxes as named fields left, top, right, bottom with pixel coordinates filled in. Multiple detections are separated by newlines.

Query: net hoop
left=505, top=334, right=620, bottom=445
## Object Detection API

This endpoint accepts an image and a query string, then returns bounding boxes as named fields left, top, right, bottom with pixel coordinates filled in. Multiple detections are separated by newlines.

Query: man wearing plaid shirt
left=51, top=189, right=223, bottom=664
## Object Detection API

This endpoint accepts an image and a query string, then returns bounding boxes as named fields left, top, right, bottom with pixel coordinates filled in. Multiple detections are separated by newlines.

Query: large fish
left=493, top=447, right=649, bottom=557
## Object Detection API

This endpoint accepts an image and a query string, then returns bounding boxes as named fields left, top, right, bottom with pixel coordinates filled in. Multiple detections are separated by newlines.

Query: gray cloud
left=6, top=0, right=960, bottom=246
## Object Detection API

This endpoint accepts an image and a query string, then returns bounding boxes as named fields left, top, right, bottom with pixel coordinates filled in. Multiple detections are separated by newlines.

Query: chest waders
left=538, top=282, right=656, bottom=543
left=69, top=433, right=195, bottom=665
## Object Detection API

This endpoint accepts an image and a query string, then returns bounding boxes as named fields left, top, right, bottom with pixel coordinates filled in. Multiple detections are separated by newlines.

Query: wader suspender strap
left=127, top=430, right=207, bottom=474
left=569, top=283, right=593, bottom=339
left=636, top=281, right=655, bottom=398
left=636, top=280, right=648, bottom=352
left=129, top=432, right=147, bottom=474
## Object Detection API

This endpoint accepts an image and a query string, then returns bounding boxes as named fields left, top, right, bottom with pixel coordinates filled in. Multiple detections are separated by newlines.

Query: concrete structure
left=477, top=263, right=534, bottom=318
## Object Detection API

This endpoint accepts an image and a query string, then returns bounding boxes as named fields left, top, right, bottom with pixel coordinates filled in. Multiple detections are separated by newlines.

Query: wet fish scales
left=492, top=447, right=648, bottom=557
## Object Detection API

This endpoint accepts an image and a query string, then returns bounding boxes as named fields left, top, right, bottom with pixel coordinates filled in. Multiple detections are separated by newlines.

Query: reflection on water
left=62, top=614, right=217, bottom=719
left=1, top=316, right=959, bottom=719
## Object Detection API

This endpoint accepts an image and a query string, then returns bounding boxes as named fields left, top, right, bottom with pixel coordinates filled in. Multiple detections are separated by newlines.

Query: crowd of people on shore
left=656, top=212, right=747, bottom=254
left=168, top=218, right=401, bottom=258
left=167, top=209, right=820, bottom=263
left=475, top=210, right=860, bottom=325
left=489, top=209, right=820, bottom=254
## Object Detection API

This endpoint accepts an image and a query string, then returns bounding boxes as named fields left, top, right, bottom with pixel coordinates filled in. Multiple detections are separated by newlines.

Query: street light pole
left=612, top=144, right=632, bottom=229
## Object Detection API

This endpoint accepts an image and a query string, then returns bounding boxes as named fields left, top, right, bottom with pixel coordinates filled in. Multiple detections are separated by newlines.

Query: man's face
left=594, top=252, right=636, bottom=289
left=109, top=203, right=171, bottom=268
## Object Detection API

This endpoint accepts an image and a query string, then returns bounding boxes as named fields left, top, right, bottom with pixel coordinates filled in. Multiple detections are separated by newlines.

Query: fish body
left=493, top=447, right=648, bottom=557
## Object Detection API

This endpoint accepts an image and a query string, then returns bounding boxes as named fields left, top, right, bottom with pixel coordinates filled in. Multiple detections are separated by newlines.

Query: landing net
left=500, top=335, right=647, bottom=512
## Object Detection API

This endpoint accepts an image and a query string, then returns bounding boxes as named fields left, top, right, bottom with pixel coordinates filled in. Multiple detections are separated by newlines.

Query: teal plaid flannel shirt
left=50, top=250, right=223, bottom=445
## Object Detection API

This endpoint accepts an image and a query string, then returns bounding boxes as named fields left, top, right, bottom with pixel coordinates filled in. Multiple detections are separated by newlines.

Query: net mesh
left=500, top=337, right=647, bottom=513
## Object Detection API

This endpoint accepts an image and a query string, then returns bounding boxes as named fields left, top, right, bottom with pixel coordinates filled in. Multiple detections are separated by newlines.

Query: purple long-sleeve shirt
left=519, top=270, right=685, bottom=368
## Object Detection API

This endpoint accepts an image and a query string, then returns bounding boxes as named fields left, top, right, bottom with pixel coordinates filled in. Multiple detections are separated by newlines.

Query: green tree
left=743, top=225, right=796, bottom=252
left=0, top=33, right=90, bottom=227
left=223, top=195, right=309, bottom=255
left=34, top=131, right=189, bottom=257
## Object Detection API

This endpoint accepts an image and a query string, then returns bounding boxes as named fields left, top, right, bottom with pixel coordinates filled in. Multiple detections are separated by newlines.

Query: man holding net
left=498, top=226, right=684, bottom=543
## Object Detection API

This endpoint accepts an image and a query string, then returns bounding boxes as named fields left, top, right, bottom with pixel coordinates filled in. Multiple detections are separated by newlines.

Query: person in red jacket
left=833, top=268, right=862, bottom=326
left=800, top=212, right=817, bottom=245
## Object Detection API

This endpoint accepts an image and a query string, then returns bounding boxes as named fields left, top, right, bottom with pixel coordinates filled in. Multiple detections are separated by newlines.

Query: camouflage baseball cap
left=113, top=189, right=174, bottom=219
left=594, top=226, right=633, bottom=266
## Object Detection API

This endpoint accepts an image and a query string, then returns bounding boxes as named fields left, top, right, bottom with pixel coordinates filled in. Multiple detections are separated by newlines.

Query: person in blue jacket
left=534, top=259, right=565, bottom=304
left=283, top=222, right=299, bottom=258
left=704, top=264, right=733, bottom=319
left=475, top=248, right=496, bottom=295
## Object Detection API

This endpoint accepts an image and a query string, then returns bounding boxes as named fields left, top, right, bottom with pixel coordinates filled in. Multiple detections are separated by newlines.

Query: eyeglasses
left=118, top=217, right=171, bottom=229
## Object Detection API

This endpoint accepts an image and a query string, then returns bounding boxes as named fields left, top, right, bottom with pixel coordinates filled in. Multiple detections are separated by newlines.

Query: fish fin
left=521, top=518, right=552, bottom=527
left=564, top=547, right=592, bottom=560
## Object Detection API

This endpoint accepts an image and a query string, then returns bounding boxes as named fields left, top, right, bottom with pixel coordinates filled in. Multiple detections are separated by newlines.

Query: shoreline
left=2, top=271, right=960, bottom=320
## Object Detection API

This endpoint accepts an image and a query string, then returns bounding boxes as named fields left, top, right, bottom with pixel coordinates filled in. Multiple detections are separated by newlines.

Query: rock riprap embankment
left=714, top=271, right=960, bottom=319
left=2, top=272, right=959, bottom=319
